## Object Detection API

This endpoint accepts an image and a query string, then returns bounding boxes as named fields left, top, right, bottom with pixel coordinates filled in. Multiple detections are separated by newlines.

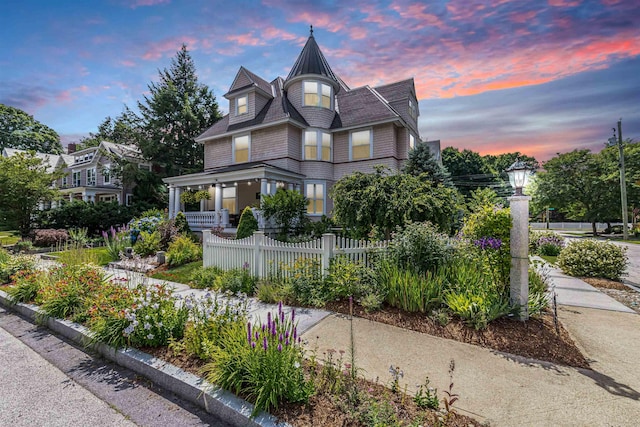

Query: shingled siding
left=263, top=158, right=301, bottom=174
left=301, top=161, right=334, bottom=181
left=252, top=124, right=288, bottom=162
left=287, top=81, right=335, bottom=129
left=287, top=124, right=302, bottom=160
left=389, top=99, right=418, bottom=134
left=396, top=126, right=409, bottom=161
left=204, top=137, right=232, bottom=169
left=333, top=158, right=400, bottom=181
left=332, top=123, right=398, bottom=164
left=228, top=91, right=260, bottom=126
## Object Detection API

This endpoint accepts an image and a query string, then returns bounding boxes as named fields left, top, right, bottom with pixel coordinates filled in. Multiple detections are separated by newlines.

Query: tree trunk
left=592, top=221, right=597, bottom=236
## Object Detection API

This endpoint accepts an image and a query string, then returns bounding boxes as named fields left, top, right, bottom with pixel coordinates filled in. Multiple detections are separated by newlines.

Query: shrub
left=133, top=231, right=162, bottom=257
left=180, top=293, right=248, bottom=360
left=236, top=207, right=258, bottom=239
left=326, top=256, right=371, bottom=300
left=214, top=266, right=257, bottom=295
left=156, top=219, right=179, bottom=251
left=129, top=210, right=164, bottom=243
left=189, top=266, right=224, bottom=289
left=121, top=283, right=189, bottom=347
left=388, top=222, right=453, bottom=274
left=35, top=200, right=137, bottom=237
left=462, top=204, right=511, bottom=243
left=13, top=240, right=34, bottom=253
left=0, top=253, right=37, bottom=284
left=86, top=281, right=136, bottom=348
left=380, top=260, right=444, bottom=313
left=530, top=231, right=564, bottom=256
left=166, top=235, right=202, bottom=267
left=557, top=240, right=628, bottom=280
left=174, top=211, right=191, bottom=235
left=68, top=227, right=90, bottom=247
left=279, top=257, right=328, bottom=307
left=203, top=304, right=311, bottom=417
left=255, top=280, right=295, bottom=305
left=32, top=229, right=69, bottom=247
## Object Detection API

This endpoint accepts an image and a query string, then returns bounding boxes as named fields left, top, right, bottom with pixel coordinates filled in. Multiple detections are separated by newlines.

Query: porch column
left=199, top=185, right=206, bottom=212
left=174, top=186, right=182, bottom=215
left=260, top=178, right=268, bottom=204
left=168, top=185, right=175, bottom=218
left=69, top=193, right=73, bottom=202
left=215, top=183, right=222, bottom=212
left=270, top=179, right=277, bottom=195
left=116, top=193, right=121, bottom=205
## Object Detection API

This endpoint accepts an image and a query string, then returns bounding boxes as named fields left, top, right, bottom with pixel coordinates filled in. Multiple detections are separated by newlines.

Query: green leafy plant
left=133, top=230, right=162, bottom=257
left=276, top=257, right=329, bottom=307
left=214, top=266, right=257, bottom=295
left=188, top=266, right=223, bottom=289
left=557, top=240, right=628, bottom=280
left=156, top=219, right=179, bottom=251
left=379, top=260, right=444, bottom=313
left=255, top=280, right=295, bottom=305
left=388, top=221, right=453, bottom=274
left=166, top=235, right=201, bottom=267
left=261, top=188, right=309, bottom=238
left=5, top=269, right=46, bottom=304
left=414, top=376, right=440, bottom=410
left=68, top=227, right=90, bottom=247
left=203, top=303, right=311, bottom=417
left=121, top=283, right=189, bottom=347
left=0, top=253, right=37, bottom=284
left=102, top=226, right=129, bottom=261
left=174, top=211, right=191, bottom=235
left=236, top=206, right=259, bottom=239
left=13, top=240, right=34, bottom=253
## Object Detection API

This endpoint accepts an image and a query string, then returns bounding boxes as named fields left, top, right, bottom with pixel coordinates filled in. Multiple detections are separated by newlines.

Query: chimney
left=67, top=143, right=77, bottom=154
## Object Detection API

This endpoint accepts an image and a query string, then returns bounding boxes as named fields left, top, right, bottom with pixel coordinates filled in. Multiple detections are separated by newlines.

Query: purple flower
left=262, top=336, right=268, bottom=351
left=291, top=309, right=295, bottom=323
left=251, top=341, right=256, bottom=349
left=473, top=237, right=502, bottom=250
left=255, top=331, right=259, bottom=341
left=285, top=339, right=290, bottom=346
left=267, top=311, right=271, bottom=326
left=242, top=261, right=250, bottom=270
left=277, top=344, right=282, bottom=352
left=293, top=326, right=297, bottom=341
left=247, top=321, right=252, bottom=344
left=279, top=333, right=283, bottom=343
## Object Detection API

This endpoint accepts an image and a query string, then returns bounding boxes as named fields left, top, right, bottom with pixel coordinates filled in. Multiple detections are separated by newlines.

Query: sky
left=1, top=0, right=638, bottom=162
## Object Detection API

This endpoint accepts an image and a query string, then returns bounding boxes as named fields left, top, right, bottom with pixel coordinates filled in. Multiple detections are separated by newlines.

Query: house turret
left=284, top=27, right=348, bottom=129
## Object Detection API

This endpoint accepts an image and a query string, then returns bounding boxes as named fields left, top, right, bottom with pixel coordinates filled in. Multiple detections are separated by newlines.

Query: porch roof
left=163, top=162, right=305, bottom=187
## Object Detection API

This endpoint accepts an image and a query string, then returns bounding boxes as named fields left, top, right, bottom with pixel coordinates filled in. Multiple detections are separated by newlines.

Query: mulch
left=325, top=300, right=590, bottom=369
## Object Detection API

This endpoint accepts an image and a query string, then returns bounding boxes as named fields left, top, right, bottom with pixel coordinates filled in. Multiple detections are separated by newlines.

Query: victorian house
left=164, top=29, right=438, bottom=231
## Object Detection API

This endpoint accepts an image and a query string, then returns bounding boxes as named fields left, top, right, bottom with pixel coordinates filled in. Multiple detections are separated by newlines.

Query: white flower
left=123, top=325, right=135, bottom=336
left=144, top=322, right=152, bottom=330
left=152, top=303, right=160, bottom=310
left=293, top=361, right=300, bottom=369
left=146, top=333, right=154, bottom=340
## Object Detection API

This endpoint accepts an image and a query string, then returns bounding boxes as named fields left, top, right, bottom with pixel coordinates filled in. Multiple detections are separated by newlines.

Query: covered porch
left=163, top=163, right=305, bottom=232
left=57, top=187, right=125, bottom=206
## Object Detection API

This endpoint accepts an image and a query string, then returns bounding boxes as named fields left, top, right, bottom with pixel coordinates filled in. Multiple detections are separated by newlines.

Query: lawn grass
left=50, top=246, right=113, bottom=267
left=0, top=230, right=21, bottom=246
left=540, top=255, right=558, bottom=265
left=149, top=260, right=202, bottom=285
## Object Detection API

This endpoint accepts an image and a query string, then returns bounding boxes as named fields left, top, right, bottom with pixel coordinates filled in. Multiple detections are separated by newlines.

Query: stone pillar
left=509, top=195, right=531, bottom=321
left=270, top=179, right=277, bottom=195
left=168, top=185, right=175, bottom=218
left=174, top=187, right=182, bottom=216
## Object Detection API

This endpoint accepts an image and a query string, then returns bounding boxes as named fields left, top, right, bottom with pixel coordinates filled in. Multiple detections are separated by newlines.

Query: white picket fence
left=202, top=231, right=388, bottom=277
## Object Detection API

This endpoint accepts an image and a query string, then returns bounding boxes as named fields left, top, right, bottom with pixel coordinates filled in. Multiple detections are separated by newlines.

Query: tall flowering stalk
left=472, top=236, right=509, bottom=291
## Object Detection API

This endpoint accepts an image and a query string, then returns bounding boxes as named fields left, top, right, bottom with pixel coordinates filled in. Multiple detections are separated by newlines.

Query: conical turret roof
left=286, top=27, right=341, bottom=87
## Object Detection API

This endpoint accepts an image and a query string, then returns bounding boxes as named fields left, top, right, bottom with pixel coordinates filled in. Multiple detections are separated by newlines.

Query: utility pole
left=617, top=119, right=629, bottom=240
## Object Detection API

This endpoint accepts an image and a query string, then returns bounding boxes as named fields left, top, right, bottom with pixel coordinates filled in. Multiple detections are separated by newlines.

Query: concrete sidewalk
left=302, top=263, right=640, bottom=426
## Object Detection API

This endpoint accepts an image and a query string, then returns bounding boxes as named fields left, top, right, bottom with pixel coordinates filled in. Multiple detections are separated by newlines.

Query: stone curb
left=0, top=290, right=286, bottom=427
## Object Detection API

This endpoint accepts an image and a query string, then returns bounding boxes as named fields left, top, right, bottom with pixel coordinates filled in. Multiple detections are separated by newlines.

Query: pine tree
left=137, top=44, right=221, bottom=177
left=404, top=142, right=453, bottom=187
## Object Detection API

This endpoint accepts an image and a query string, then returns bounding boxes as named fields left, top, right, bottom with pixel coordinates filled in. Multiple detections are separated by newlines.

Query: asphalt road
left=0, top=307, right=232, bottom=427
left=612, top=240, right=640, bottom=287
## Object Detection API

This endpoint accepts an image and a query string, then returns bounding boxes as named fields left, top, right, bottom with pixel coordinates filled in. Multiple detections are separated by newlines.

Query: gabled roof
left=286, top=30, right=344, bottom=90
left=196, top=95, right=308, bottom=141
left=100, top=141, right=141, bottom=158
left=2, top=147, right=63, bottom=173
left=373, top=78, right=416, bottom=103
left=332, top=86, right=401, bottom=129
left=226, top=66, right=274, bottom=98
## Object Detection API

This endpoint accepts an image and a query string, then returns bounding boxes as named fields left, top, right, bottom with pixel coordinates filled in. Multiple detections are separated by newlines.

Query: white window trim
left=232, top=133, right=251, bottom=164
left=409, top=134, right=416, bottom=150
left=304, top=180, right=326, bottom=216
left=235, top=94, right=248, bottom=116
left=302, top=129, right=332, bottom=162
left=72, top=171, right=81, bottom=187
left=62, top=175, right=68, bottom=187
left=302, top=80, right=333, bottom=109
left=86, top=168, right=96, bottom=186
left=348, top=128, right=373, bottom=161
left=125, top=194, right=133, bottom=206
left=103, top=164, right=111, bottom=184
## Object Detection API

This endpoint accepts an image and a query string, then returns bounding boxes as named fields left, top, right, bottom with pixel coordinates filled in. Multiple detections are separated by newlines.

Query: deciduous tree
left=0, top=152, right=62, bottom=237
left=0, top=104, right=62, bottom=154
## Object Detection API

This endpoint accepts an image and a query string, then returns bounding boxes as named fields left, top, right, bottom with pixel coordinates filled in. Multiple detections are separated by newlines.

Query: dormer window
left=303, top=81, right=332, bottom=109
left=236, top=95, right=248, bottom=115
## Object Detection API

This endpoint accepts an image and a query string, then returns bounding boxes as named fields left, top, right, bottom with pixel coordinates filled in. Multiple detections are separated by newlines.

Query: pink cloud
left=128, top=0, right=170, bottom=9
left=119, top=60, right=136, bottom=67
left=548, top=0, right=581, bottom=7
left=225, top=32, right=264, bottom=47
left=141, top=36, right=198, bottom=60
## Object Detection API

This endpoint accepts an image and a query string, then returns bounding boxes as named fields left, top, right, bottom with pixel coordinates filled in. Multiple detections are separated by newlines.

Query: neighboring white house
left=2, top=141, right=150, bottom=207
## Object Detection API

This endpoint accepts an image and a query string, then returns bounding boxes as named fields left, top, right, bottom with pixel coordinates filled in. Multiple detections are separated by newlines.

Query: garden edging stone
left=0, top=289, right=288, bottom=427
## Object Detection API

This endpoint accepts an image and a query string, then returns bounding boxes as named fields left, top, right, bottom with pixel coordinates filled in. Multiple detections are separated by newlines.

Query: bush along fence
left=202, top=231, right=388, bottom=278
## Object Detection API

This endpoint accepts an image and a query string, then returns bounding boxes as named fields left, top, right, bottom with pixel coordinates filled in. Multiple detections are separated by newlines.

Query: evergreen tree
left=0, top=104, right=62, bottom=154
left=78, top=108, right=141, bottom=149
left=137, top=44, right=221, bottom=177
left=403, top=142, right=453, bottom=186
left=236, top=207, right=259, bottom=239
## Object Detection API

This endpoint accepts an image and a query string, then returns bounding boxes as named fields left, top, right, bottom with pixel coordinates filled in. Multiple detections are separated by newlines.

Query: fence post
left=254, top=231, right=265, bottom=278
left=321, top=233, right=335, bottom=277
left=202, top=230, right=211, bottom=267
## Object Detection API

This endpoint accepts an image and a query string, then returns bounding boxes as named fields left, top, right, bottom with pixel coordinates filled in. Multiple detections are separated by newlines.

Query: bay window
left=303, top=81, right=332, bottom=109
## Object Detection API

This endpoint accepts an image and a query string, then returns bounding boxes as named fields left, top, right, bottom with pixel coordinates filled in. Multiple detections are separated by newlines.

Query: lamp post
left=506, top=159, right=532, bottom=321
left=608, top=119, right=628, bottom=240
